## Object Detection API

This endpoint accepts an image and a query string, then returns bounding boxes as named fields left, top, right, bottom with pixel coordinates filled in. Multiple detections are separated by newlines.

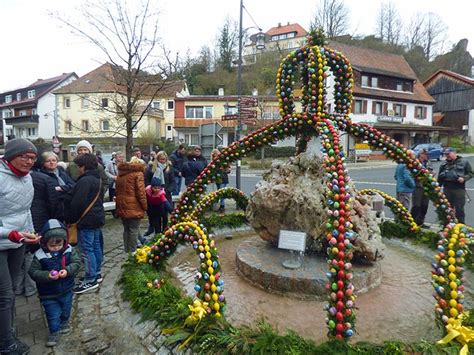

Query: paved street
left=14, top=216, right=176, bottom=355
left=227, top=156, right=474, bottom=227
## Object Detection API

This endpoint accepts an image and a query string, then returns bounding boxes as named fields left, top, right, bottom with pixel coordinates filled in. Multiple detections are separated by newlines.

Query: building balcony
left=174, top=118, right=237, bottom=129
left=5, top=114, right=39, bottom=125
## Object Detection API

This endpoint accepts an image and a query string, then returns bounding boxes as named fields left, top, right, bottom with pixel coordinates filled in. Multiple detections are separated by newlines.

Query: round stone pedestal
left=236, top=237, right=381, bottom=299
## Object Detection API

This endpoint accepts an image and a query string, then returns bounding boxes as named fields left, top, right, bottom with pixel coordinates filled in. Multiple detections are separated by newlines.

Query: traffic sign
left=221, top=114, right=239, bottom=121
left=240, top=111, right=257, bottom=119
left=239, top=96, right=258, bottom=107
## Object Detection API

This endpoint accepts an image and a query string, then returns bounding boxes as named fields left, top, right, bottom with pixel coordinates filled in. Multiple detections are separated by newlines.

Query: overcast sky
left=1, top=0, right=473, bottom=92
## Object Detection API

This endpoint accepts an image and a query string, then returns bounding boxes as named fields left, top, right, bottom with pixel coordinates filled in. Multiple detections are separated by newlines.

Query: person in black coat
left=16, top=161, right=59, bottom=297
left=182, top=146, right=208, bottom=186
left=64, top=154, right=105, bottom=293
left=169, top=144, right=186, bottom=195
left=39, top=152, right=75, bottom=223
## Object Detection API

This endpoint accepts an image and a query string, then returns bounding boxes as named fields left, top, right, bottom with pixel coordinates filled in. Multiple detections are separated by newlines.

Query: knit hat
left=76, top=140, right=93, bottom=153
left=444, top=147, right=456, bottom=154
left=4, top=138, right=38, bottom=161
left=41, top=219, right=68, bottom=240
left=151, top=176, right=162, bottom=187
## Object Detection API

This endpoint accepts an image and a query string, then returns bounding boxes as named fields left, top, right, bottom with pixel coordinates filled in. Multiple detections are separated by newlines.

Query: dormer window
left=16, top=93, right=21, bottom=101
left=361, top=75, right=369, bottom=87
left=5, top=95, right=12, bottom=103
left=371, top=77, right=378, bottom=88
left=27, top=90, right=35, bottom=98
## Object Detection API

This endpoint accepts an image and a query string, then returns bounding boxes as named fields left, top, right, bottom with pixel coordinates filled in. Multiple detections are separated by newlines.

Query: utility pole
left=235, top=0, right=244, bottom=190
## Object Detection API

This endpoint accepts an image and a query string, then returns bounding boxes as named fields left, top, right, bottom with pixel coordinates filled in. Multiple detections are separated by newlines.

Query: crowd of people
left=0, top=138, right=219, bottom=352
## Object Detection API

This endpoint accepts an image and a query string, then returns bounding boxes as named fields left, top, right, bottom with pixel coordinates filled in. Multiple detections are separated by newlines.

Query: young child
left=145, top=177, right=172, bottom=234
left=29, top=219, right=81, bottom=347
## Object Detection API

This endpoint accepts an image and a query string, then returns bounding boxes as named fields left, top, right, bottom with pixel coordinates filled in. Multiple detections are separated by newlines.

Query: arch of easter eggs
left=185, top=187, right=248, bottom=223
left=146, top=222, right=226, bottom=317
left=359, top=189, right=419, bottom=232
left=162, top=39, right=465, bottom=340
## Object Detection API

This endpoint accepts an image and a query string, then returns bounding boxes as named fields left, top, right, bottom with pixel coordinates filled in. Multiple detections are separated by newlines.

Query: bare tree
left=375, top=1, right=402, bottom=45
left=405, top=12, right=448, bottom=60
left=52, top=0, right=174, bottom=159
left=310, top=0, right=350, bottom=38
left=217, top=17, right=239, bottom=71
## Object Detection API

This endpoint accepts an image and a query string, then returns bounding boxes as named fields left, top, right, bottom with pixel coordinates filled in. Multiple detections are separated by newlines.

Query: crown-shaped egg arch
left=144, top=30, right=467, bottom=341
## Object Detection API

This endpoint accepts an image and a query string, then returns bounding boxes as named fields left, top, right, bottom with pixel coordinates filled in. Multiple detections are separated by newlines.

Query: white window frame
left=152, top=101, right=160, bottom=109
left=5, top=95, right=12, bottom=103
left=415, top=106, right=425, bottom=119
left=371, top=77, right=378, bottom=88
left=166, top=100, right=174, bottom=110
left=19, top=110, right=27, bottom=116
left=354, top=100, right=363, bottom=114
left=361, top=75, right=369, bottom=87
left=27, top=127, right=36, bottom=137
left=65, top=120, right=72, bottom=132
left=374, top=102, right=383, bottom=115
left=396, top=82, right=403, bottom=91
left=64, top=97, right=71, bottom=109
left=27, top=90, right=35, bottom=99
left=81, top=96, right=90, bottom=109
left=101, top=120, right=110, bottom=131
left=393, top=104, right=402, bottom=117
left=16, top=93, right=21, bottom=101
left=3, top=110, right=12, bottom=118
left=185, top=105, right=213, bottom=118
left=81, top=120, right=89, bottom=131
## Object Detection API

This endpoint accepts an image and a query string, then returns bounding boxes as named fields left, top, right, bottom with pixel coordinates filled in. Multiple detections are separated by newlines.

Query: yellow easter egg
left=204, top=245, right=210, bottom=252
left=214, top=303, right=220, bottom=311
left=212, top=293, right=218, bottom=301
left=450, top=282, right=457, bottom=290
left=206, top=260, right=212, bottom=266
left=448, top=273, right=457, bottom=281
left=448, top=250, right=455, bottom=257
left=208, top=267, right=214, bottom=274
left=448, top=257, right=456, bottom=265
left=449, top=308, right=458, bottom=317
left=438, top=276, right=445, bottom=283
left=448, top=265, right=456, bottom=273
left=205, top=252, right=211, bottom=259
left=450, top=291, right=458, bottom=299
left=211, top=284, right=217, bottom=292
left=449, top=299, right=457, bottom=308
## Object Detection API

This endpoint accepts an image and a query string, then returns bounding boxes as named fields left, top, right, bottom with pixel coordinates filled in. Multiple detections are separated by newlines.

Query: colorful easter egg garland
left=134, top=31, right=469, bottom=342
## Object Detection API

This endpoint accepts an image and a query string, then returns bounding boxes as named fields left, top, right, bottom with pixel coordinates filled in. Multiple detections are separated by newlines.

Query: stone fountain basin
left=235, top=237, right=381, bottom=299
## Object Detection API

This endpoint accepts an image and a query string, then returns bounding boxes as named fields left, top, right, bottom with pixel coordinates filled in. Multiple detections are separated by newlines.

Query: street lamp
left=235, top=0, right=265, bottom=190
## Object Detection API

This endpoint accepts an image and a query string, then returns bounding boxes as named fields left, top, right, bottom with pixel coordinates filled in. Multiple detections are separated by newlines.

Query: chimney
left=287, top=22, right=290, bottom=26
left=218, top=86, right=225, bottom=96
left=278, top=22, right=281, bottom=28
left=252, top=88, right=258, bottom=96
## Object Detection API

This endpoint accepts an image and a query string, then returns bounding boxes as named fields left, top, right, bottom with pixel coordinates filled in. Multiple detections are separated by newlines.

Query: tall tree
left=405, top=12, right=448, bottom=60
left=52, top=0, right=173, bottom=159
left=375, top=1, right=402, bottom=45
left=217, top=18, right=239, bottom=72
left=310, top=0, right=349, bottom=38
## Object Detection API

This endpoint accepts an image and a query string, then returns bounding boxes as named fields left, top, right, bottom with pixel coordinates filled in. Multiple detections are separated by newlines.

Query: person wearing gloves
left=29, top=219, right=81, bottom=347
left=0, top=138, right=41, bottom=355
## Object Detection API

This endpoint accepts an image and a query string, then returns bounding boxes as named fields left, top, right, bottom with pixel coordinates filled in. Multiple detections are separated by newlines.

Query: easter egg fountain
left=139, top=29, right=471, bottom=343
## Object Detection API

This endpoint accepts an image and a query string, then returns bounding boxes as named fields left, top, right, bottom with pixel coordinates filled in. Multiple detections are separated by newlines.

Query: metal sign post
left=278, top=230, right=306, bottom=269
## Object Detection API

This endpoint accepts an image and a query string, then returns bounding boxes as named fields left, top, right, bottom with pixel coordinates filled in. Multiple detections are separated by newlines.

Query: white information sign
left=278, top=230, right=306, bottom=252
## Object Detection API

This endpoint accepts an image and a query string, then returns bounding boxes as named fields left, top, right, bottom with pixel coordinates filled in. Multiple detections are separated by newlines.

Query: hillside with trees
left=168, top=0, right=472, bottom=96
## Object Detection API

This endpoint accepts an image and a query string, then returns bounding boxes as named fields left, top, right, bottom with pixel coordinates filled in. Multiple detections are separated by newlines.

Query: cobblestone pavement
left=15, top=214, right=179, bottom=355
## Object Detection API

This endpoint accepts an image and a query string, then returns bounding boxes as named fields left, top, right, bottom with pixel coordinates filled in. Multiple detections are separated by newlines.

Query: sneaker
left=96, top=274, right=103, bottom=283
left=46, top=333, right=59, bottom=347
left=60, top=323, right=71, bottom=335
left=15, top=339, right=30, bottom=355
left=73, top=281, right=98, bottom=294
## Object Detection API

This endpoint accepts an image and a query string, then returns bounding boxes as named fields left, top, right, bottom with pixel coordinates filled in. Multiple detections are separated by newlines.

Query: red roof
left=266, top=23, right=307, bottom=38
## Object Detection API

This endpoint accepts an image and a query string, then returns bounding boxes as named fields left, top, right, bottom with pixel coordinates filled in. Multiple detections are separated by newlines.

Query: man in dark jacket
left=411, top=149, right=434, bottom=227
left=438, top=148, right=473, bottom=223
left=182, top=146, right=208, bottom=186
left=64, top=154, right=105, bottom=294
left=169, top=144, right=186, bottom=195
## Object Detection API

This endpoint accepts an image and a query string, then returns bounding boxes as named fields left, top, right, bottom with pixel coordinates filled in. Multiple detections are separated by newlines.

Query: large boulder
left=246, top=151, right=384, bottom=263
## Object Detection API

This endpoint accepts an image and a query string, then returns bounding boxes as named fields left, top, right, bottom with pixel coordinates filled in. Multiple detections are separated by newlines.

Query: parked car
left=411, top=143, right=444, bottom=161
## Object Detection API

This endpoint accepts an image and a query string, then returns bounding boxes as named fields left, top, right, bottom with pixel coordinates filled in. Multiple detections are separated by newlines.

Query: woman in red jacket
left=145, top=177, right=171, bottom=235
left=115, top=157, right=147, bottom=252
